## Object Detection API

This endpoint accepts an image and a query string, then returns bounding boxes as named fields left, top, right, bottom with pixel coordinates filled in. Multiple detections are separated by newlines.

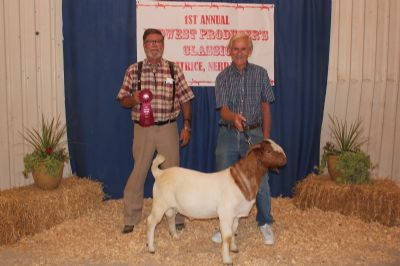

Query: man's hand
left=220, top=106, right=246, bottom=131
left=180, top=127, right=190, bottom=146
left=233, top=113, right=247, bottom=132
left=119, top=91, right=140, bottom=108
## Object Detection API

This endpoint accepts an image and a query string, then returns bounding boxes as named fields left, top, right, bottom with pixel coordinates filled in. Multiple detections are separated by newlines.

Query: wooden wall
left=0, top=0, right=399, bottom=191
left=322, top=0, right=400, bottom=183
left=0, top=0, right=70, bottom=190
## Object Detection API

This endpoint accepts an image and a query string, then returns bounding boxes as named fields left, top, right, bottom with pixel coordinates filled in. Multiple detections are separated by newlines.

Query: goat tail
left=151, top=154, right=166, bottom=178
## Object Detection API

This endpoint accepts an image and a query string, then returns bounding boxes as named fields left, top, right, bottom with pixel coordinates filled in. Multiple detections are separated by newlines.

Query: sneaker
left=175, top=223, right=185, bottom=231
left=121, top=225, right=134, bottom=234
left=211, top=231, right=222, bottom=243
left=259, top=224, right=274, bottom=245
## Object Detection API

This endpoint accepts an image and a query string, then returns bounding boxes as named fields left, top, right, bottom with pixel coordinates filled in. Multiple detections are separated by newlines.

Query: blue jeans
left=215, top=127, right=273, bottom=226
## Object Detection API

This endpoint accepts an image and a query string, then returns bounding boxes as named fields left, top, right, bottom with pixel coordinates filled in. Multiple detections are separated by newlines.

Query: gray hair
left=228, top=33, right=253, bottom=50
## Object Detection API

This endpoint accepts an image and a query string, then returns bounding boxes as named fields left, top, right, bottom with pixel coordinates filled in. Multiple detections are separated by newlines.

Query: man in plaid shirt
left=117, top=28, right=194, bottom=234
left=213, top=33, right=276, bottom=245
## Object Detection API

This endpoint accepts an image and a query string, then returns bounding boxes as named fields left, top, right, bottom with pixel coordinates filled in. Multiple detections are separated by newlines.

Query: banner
left=137, top=1, right=274, bottom=86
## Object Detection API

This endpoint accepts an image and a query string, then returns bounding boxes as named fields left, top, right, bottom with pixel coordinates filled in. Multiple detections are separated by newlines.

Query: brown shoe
left=122, top=225, right=134, bottom=234
left=176, top=223, right=185, bottom=231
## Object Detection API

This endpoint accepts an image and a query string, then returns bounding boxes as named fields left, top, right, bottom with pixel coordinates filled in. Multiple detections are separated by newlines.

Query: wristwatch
left=184, top=118, right=191, bottom=132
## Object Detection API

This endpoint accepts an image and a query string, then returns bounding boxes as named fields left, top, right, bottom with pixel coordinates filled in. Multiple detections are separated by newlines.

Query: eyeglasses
left=144, top=39, right=164, bottom=45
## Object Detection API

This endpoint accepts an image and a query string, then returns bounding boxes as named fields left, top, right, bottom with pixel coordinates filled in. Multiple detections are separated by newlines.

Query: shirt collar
left=143, top=58, right=164, bottom=68
left=230, top=61, right=250, bottom=74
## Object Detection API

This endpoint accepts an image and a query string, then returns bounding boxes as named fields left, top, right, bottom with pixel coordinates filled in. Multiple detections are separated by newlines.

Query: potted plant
left=22, top=115, right=69, bottom=190
left=319, top=115, right=372, bottom=184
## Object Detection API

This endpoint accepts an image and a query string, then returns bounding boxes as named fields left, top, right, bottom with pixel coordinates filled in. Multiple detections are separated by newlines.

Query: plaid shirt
left=215, top=62, right=275, bottom=125
left=117, top=58, right=194, bottom=121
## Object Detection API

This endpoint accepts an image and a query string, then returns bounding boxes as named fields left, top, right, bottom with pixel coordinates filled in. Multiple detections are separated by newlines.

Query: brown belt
left=219, top=123, right=262, bottom=130
left=134, top=119, right=176, bottom=126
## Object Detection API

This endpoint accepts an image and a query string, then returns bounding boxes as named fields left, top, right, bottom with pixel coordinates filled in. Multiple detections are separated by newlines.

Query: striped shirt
left=215, top=62, right=275, bottom=125
left=117, top=58, right=194, bottom=122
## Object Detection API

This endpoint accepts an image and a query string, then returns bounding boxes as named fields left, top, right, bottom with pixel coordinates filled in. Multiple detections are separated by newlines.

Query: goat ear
left=245, top=143, right=261, bottom=156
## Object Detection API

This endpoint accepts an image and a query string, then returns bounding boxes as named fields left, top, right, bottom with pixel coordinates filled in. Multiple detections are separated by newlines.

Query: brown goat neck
left=229, top=150, right=267, bottom=201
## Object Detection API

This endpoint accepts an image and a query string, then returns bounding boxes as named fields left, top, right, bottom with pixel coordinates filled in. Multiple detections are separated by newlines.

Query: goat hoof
left=169, top=232, right=178, bottom=239
left=147, top=244, right=155, bottom=254
left=231, top=249, right=239, bottom=253
left=175, top=223, right=185, bottom=231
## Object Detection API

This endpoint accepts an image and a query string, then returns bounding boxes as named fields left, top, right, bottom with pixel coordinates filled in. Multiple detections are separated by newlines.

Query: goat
left=147, top=139, right=287, bottom=265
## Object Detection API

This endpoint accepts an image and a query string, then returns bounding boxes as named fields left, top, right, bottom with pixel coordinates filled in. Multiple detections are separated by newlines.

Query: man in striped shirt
left=117, top=28, right=194, bottom=234
left=213, top=33, right=276, bottom=245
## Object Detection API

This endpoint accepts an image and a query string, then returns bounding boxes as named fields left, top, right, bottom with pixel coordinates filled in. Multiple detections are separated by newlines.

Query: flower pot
left=327, top=155, right=341, bottom=181
left=32, top=162, right=64, bottom=190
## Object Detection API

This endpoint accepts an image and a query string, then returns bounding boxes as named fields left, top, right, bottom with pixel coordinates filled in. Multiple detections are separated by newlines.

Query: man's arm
left=220, top=106, right=246, bottom=132
left=179, top=101, right=192, bottom=146
left=261, top=102, right=271, bottom=139
left=117, top=65, right=140, bottom=108
left=182, top=101, right=191, bottom=126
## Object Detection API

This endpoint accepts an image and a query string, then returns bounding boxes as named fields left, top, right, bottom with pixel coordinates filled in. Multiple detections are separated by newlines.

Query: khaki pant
left=123, top=122, right=185, bottom=225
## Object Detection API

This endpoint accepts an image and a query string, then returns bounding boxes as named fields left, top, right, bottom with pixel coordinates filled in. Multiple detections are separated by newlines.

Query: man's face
left=143, top=33, right=164, bottom=63
left=230, top=38, right=252, bottom=69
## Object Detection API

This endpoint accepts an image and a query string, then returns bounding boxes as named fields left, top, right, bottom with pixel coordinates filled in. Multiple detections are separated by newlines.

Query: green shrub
left=22, top=115, right=69, bottom=177
left=336, top=151, right=371, bottom=184
left=318, top=115, right=372, bottom=184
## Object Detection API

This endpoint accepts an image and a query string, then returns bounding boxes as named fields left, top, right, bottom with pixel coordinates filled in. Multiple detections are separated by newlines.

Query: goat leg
left=165, top=208, right=178, bottom=239
left=220, top=217, right=234, bottom=265
left=230, top=217, right=239, bottom=253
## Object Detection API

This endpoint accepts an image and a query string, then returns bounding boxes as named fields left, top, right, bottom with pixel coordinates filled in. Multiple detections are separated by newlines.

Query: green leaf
left=319, top=115, right=370, bottom=179
left=21, top=114, right=69, bottom=177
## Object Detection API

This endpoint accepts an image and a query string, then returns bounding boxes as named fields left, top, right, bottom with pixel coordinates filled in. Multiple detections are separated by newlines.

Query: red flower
left=45, top=147, right=53, bottom=155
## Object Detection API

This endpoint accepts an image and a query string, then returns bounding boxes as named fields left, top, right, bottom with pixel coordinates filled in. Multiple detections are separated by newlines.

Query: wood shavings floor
left=1, top=198, right=399, bottom=265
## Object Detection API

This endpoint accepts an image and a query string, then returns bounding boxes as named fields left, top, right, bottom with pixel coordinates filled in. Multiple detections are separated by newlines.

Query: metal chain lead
left=241, top=121, right=253, bottom=147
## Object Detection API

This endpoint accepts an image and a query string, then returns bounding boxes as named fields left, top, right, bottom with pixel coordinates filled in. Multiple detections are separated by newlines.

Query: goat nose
left=276, top=153, right=287, bottom=165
